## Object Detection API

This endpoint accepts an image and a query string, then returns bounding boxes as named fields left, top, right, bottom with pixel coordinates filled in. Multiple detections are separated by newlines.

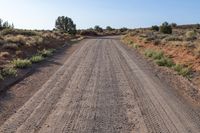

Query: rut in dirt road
left=0, top=37, right=200, bottom=133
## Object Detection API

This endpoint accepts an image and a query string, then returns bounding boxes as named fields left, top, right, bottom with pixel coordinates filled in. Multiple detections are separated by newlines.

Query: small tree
left=151, top=25, right=159, bottom=31
left=106, top=26, right=113, bottom=31
left=55, top=16, right=76, bottom=35
left=94, top=25, right=103, bottom=32
left=160, top=22, right=172, bottom=34
left=0, top=19, right=13, bottom=30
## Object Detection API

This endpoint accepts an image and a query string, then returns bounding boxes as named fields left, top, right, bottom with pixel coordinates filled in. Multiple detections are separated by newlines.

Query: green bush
left=133, top=44, right=139, bottom=49
left=12, top=59, right=32, bottom=68
left=173, top=64, right=190, bottom=77
left=152, top=51, right=164, bottom=60
left=144, top=49, right=154, bottom=57
left=160, top=22, right=172, bottom=34
left=55, top=16, right=77, bottom=35
left=155, top=57, right=174, bottom=67
left=106, top=26, right=113, bottom=31
left=151, top=25, right=159, bottom=31
left=145, top=49, right=174, bottom=67
left=1, top=67, right=17, bottom=77
left=94, top=25, right=103, bottom=33
left=30, top=55, right=44, bottom=63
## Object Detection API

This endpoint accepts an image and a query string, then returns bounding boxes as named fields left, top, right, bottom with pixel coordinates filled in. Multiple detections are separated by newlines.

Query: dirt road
left=0, top=37, right=200, bottom=133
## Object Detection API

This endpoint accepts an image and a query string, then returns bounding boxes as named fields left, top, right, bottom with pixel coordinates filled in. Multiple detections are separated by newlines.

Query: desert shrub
left=164, top=36, right=183, bottom=41
left=145, top=49, right=174, bottom=67
left=173, top=64, right=190, bottom=77
left=5, top=35, right=27, bottom=45
left=128, top=40, right=133, bottom=45
left=151, top=25, right=159, bottom=31
left=152, top=51, right=164, bottom=60
left=30, top=55, right=44, bottom=63
left=38, top=49, right=55, bottom=57
left=133, top=44, right=139, bottom=49
left=106, top=26, right=113, bottom=31
left=144, top=49, right=154, bottom=57
left=171, top=23, right=177, bottom=28
left=155, top=57, right=174, bottom=67
left=1, top=29, right=36, bottom=36
left=55, top=16, right=76, bottom=35
left=160, top=22, right=172, bottom=34
left=80, top=30, right=97, bottom=36
left=4, top=35, right=44, bottom=46
left=26, top=36, right=44, bottom=46
left=94, top=25, right=103, bottom=33
left=0, top=28, right=13, bottom=35
left=12, top=59, right=32, bottom=68
left=120, top=27, right=128, bottom=32
left=3, top=43, right=18, bottom=50
left=185, top=30, right=197, bottom=41
left=1, top=67, right=17, bottom=77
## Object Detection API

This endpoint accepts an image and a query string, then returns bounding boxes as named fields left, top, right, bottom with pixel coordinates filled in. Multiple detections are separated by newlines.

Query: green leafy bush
left=30, top=55, right=44, bottom=63
left=144, top=49, right=154, bottom=57
left=94, top=25, right=103, bottom=33
left=1, top=67, right=17, bottom=77
left=151, top=25, right=159, bottom=31
left=55, top=16, right=76, bottom=35
left=152, top=51, right=164, bottom=60
left=145, top=49, right=175, bottom=67
left=173, top=64, right=190, bottom=77
left=160, top=22, right=172, bottom=34
left=155, top=57, right=174, bottom=67
left=133, top=44, right=139, bottom=49
left=12, top=59, right=32, bottom=68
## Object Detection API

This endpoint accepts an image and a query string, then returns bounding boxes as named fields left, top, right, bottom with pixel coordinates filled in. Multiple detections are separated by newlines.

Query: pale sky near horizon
left=0, top=0, right=199, bottom=30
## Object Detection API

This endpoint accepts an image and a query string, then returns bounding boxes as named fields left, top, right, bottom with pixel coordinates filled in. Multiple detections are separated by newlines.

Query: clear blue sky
left=0, top=0, right=199, bottom=30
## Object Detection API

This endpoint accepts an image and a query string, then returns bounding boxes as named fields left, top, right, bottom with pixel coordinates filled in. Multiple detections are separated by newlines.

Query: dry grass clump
left=3, top=43, right=18, bottom=50
left=185, top=30, right=197, bottom=41
left=3, top=35, right=44, bottom=46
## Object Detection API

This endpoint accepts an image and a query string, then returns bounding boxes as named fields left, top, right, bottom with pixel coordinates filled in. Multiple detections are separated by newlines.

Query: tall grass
left=12, top=59, right=32, bottom=68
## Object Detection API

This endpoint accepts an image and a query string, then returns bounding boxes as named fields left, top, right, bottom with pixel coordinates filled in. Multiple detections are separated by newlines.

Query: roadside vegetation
left=122, top=22, right=199, bottom=80
left=0, top=17, right=81, bottom=82
left=79, top=26, right=129, bottom=36
left=144, top=49, right=190, bottom=77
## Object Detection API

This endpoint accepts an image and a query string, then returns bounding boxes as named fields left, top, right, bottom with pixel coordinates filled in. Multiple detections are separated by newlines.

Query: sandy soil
left=0, top=37, right=200, bottom=133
